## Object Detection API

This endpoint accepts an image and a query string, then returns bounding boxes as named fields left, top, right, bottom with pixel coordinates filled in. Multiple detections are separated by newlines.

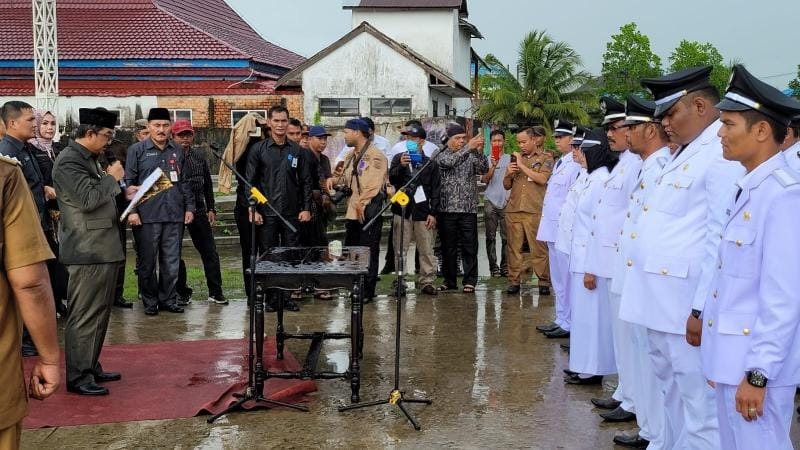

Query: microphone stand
left=207, top=144, right=307, bottom=423
left=339, top=156, right=432, bottom=430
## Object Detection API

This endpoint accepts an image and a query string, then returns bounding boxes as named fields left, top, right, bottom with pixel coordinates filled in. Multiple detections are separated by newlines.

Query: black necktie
left=555, top=158, right=562, bottom=169
left=735, top=187, right=742, bottom=202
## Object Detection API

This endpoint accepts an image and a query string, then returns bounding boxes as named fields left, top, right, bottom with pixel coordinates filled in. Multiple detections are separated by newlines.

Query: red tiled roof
left=0, top=79, right=278, bottom=97
left=0, top=67, right=255, bottom=78
left=0, top=0, right=304, bottom=69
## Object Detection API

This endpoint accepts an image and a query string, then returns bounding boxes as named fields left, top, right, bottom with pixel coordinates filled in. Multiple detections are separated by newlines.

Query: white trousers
left=627, top=323, right=668, bottom=449
left=608, top=289, right=636, bottom=412
left=647, top=330, right=719, bottom=450
left=568, top=274, right=616, bottom=375
left=716, top=383, right=795, bottom=450
left=548, top=242, right=571, bottom=330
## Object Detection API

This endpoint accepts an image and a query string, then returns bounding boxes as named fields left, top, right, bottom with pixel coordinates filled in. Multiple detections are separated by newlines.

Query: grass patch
left=122, top=265, right=245, bottom=301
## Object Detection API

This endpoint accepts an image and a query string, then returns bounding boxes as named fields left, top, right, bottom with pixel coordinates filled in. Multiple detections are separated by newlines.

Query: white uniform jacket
left=537, top=152, right=582, bottom=243
left=554, top=169, right=588, bottom=255
left=585, top=150, right=642, bottom=279
left=701, top=154, right=800, bottom=386
left=783, top=141, right=800, bottom=174
left=614, top=147, right=670, bottom=305
left=569, top=167, right=610, bottom=274
left=620, top=121, right=744, bottom=334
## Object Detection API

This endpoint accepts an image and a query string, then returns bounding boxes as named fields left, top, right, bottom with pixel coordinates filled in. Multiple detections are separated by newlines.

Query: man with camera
left=388, top=125, right=441, bottom=296
left=328, top=118, right=388, bottom=302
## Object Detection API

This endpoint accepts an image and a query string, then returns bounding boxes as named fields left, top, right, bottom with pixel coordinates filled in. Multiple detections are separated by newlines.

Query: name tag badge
left=291, top=156, right=299, bottom=169
left=170, top=171, right=178, bottom=182
left=414, top=186, right=427, bottom=203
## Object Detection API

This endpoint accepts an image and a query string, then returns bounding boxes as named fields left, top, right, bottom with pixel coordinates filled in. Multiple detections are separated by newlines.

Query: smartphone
left=491, top=142, right=502, bottom=160
left=510, top=155, right=517, bottom=163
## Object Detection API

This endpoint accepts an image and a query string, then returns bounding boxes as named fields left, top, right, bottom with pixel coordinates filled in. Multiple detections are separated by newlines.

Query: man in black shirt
left=246, top=106, right=313, bottom=311
left=172, top=120, right=226, bottom=305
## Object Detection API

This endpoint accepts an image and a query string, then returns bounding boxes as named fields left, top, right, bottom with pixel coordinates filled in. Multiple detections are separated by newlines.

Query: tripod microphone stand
left=339, top=156, right=432, bottom=430
left=207, top=145, right=307, bottom=423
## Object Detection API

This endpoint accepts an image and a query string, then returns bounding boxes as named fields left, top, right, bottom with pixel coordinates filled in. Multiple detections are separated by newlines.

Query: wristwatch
left=691, top=309, right=702, bottom=319
left=746, top=370, right=768, bottom=388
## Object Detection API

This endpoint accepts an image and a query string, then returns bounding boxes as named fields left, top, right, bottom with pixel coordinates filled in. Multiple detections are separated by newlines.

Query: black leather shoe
left=538, top=286, right=551, bottom=296
left=67, top=382, right=109, bottom=396
left=600, top=406, right=636, bottom=422
left=591, top=397, right=621, bottom=410
left=560, top=343, right=570, bottom=351
left=506, top=284, right=520, bottom=295
left=162, top=304, right=184, bottom=313
left=563, top=369, right=578, bottom=376
left=544, top=327, right=570, bottom=339
left=95, top=371, right=121, bottom=382
left=536, top=322, right=559, bottom=332
left=613, top=433, right=650, bottom=448
left=564, top=374, right=603, bottom=385
left=113, top=298, right=134, bottom=308
left=144, top=308, right=158, bottom=316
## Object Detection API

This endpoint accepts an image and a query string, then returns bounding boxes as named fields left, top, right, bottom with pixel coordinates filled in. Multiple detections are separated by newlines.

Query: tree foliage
left=789, top=65, right=800, bottom=99
left=600, top=23, right=662, bottom=99
left=668, top=40, right=731, bottom=96
left=476, top=30, right=592, bottom=128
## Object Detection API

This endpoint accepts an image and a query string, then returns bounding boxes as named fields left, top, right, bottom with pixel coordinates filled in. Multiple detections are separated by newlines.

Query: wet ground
left=21, top=245, right=800, bottom=449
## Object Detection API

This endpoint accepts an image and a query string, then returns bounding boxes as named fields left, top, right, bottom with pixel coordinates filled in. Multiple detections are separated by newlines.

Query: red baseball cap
left=172, top=120, right=194, bottom=135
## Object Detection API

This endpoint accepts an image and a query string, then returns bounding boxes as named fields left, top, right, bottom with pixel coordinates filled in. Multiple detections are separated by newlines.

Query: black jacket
left=246, top=137, right=313, bottom=216
left=389, top=153, right=441, bottom=221
left=0, top=135, right=48, bottom=231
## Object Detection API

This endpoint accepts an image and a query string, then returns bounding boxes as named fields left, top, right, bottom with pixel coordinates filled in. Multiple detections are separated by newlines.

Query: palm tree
left=477, top=30, right=592, bottom=128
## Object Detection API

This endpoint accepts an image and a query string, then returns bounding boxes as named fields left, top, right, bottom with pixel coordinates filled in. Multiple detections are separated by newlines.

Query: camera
left=330, top=185, right=353, bottom=204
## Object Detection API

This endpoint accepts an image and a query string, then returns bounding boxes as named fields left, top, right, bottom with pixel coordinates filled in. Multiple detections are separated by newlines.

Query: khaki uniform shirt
left=505, top=150, right=554, bottom=214
left=340, top=144, right=388, bottom=221
left=0, top=156, right=54, bottom=429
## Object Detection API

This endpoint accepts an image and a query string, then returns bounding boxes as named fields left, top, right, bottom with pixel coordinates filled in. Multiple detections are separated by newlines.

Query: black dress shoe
left=590, top=397, right=621, bottom=410
left=67, top=382, right=109, bottom=396
left=95, top=371, right=121, bottom=382
left=563, top=369, right=578, bottom=376
left=113, top=298, right=134, bottom=308
left=144, top=308, right=158, bottom=316
left=162, top=304, right=184, bottom=313
left=564, top=374, right=603, bottom=385
left=536, top=322, right=560, bottom=332
left=613, top=433, right=650, bottom=448
left=506, top=284, right=520, bottom=295
left=544, top=327, right=570, bottom=339
left=600, top=406, right=636, bottom=422
left=538, top=286, right=551, bottom=295
left=560, top=343, right=570, bottom=351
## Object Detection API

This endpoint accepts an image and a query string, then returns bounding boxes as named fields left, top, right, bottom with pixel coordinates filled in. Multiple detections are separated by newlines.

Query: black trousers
left=137, top=222, right=183, bottom=310
left=176, top=213, right=223, bottom=297
left=258, top=214, right=301, bottom=248
left=438, top=212, right=479, bottom=287
left=45, top=232, right=68, bottom=304
left=382, top=221, right=395, bottom=272
left=345, top=218, right=382, bottom=299
left=113, top=219, right=127, bottom=301
left=299, top=215, right=328, bottom=247
left=234, top=205, right=261, bottom=298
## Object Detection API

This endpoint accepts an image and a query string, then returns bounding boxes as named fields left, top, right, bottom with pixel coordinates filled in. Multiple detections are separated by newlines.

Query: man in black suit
left=52, top=107, right=125, bottom=396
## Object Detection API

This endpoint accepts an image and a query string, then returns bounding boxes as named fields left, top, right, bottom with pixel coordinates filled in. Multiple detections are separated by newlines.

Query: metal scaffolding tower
left=32, top=0, right=59, bottom=114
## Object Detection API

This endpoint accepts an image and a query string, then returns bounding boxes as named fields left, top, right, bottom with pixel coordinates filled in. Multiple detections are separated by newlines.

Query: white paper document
left=120, top=168, right=164, bottom=221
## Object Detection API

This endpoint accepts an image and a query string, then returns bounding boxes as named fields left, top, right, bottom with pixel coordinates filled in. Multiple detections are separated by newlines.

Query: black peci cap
left=641, top=65, right=713, bottom=118
left=623, top=95, right=658, bottom=126
left=79, top=107, right=118, bottom=129
left=716, top=64, right=800, bottom=126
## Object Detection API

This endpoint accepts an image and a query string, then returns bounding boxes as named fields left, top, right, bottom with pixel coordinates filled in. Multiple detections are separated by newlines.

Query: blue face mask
left=405, top=140, right=419, bottom=153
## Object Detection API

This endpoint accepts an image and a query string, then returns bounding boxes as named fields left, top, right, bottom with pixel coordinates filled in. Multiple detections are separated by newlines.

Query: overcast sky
left=226, top=0, right=800, bottom=89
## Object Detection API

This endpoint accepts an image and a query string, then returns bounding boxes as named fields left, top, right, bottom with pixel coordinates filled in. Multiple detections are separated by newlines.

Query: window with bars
left=168, top=109, right=192, bottom=124
left=231, top=109, right=267, bottom=127
left=319, top=98, right=359, bottom=116
left=370, top=98, right=412, bottom=116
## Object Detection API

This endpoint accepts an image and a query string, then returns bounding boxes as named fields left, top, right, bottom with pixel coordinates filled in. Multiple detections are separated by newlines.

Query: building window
left=107, top=109, right=122, bottom=127
left=444, top=104, right=450, bottom=116
left=432, top=100, right=439, bottom=118
left=168, top=109, right=192, bottom=124
left=319, top=98, right=359, bottom=117
left=370, top=98, right=411, bottom=116
left=231, top=109, right=267, bottom=127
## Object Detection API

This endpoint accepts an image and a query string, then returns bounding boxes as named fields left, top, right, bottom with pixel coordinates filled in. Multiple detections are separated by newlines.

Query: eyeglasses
left=97, top=130, right=115, bottom=141
left=606, top=123, right=627, bottom=132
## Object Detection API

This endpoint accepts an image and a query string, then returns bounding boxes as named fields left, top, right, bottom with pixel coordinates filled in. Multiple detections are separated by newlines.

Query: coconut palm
left=477, top=30, right=592, bottom=128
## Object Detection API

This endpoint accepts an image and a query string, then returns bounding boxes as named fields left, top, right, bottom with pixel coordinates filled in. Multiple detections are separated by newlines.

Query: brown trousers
left=0, top=422, right=21, bottom=450
left=506, top=212, right=550, bottom=286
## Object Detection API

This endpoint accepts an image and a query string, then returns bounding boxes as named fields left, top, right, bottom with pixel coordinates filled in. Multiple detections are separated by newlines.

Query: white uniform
left=613, top=147, right=671, bottom=448
left=568, top=166, right=616, bottom=376
left=553, top=169, right=588, bottom=331
left=700, top=154, right=800, bottom=450
left=584, top=150, right=641, bottom=410
left=783, top=141, right=800, bottom=174
left=538, top=152, right=582, bottom=329
left=620, top=120, right=744, bottom=449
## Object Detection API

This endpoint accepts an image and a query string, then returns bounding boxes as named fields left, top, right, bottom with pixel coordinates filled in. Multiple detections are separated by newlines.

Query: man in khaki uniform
left=504, top=126, right=553, bottom=295
left=0, top=151, right=60, bottom=449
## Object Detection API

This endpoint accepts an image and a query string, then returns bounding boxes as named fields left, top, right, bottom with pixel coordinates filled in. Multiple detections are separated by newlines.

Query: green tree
left=668, top=40, right=731, bottom=95
left=600, top=23, right=662, bottom=99
left=476, top=30, right=591, bottom=128
left=789, top=65, right=800, bottom=99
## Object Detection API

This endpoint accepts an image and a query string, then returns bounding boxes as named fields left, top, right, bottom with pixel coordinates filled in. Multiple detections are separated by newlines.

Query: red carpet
left=22, top=338, right=317, bottom=428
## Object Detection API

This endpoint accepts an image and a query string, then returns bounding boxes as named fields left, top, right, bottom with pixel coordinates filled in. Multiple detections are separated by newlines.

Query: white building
left=276, top=0, right=483, bottom=126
